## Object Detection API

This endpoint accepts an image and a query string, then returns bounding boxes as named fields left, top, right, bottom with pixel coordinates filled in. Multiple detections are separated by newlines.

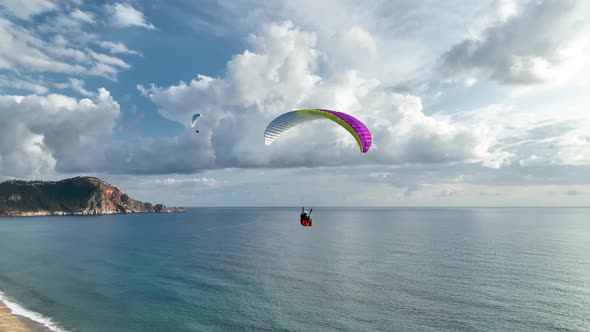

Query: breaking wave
left=0, top=290, right=68, bottom=332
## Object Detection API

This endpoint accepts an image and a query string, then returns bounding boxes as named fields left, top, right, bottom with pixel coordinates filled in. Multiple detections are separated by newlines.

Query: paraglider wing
left=191, top=113, right=202, bottom=128
left=264, top=109, right=372, bottom=153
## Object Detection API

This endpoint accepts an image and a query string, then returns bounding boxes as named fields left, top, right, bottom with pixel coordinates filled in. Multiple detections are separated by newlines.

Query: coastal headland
left=0, top=176, right=184, bottom=217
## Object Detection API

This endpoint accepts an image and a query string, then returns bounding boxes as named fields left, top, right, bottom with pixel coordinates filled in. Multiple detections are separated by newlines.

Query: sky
left=0, top=0, right=589, bottom=207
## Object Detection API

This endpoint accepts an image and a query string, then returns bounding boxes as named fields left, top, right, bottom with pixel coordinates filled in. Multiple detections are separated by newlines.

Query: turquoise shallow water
left=0, top=208, right=590, bottom=332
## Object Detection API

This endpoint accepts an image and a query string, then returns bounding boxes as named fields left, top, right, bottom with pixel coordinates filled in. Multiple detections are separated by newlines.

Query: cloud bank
left=0, top=0, right=588, bottom=200
left=438, top=0, right=590, bottom=88
left=135, top=21, right=510, bottom=173
left=0, top=89, right=119, bottom=178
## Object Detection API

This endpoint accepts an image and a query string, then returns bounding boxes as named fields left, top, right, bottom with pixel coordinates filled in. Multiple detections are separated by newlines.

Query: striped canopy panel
left=191, top=113, right=202, bottom=128
left=264, top=109, right=372, bottom=153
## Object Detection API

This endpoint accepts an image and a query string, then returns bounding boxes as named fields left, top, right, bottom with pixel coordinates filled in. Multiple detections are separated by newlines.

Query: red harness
left=300, top=217, right=312, bottom=227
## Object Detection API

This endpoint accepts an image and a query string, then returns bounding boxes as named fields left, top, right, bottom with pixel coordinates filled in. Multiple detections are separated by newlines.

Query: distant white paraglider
left=191, top=113, right=202, bottom=133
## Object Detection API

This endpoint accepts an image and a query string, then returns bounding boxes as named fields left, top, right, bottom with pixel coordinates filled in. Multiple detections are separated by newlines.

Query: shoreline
left=0, top=300, right=32, bottom=332
left=0, top=292, right=64, bottom=332
left=0, top=209, right=185, bottom=218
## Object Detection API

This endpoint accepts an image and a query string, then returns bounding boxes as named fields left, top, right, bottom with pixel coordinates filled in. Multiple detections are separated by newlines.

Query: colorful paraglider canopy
left=191, top=113, right=202, bottom=128
left=264, top=109, right=372, bottom=153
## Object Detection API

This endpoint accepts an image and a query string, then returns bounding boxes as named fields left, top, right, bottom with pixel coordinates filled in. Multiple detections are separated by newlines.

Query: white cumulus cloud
left=439, top=0, right=590, bottom=88
left=0, top=88, right=120, bottom=178
left=106, top=3, right=155, bottom=30
left=0, top=0, right=56, bottom=20
left=97, top=41, right=139, bottom=55
left=136, top=21, right=510, bottom=172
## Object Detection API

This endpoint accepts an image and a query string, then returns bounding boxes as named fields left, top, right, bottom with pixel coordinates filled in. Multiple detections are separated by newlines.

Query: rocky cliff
left=0, top=176, right=184, bottom=216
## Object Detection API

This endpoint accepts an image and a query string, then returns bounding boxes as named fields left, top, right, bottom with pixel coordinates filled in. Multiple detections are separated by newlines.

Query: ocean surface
left=0, top=208, right=589, bottom=332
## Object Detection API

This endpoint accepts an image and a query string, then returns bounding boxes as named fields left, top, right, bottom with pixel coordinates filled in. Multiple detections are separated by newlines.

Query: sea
left=0, top=208, right=589, bottom=332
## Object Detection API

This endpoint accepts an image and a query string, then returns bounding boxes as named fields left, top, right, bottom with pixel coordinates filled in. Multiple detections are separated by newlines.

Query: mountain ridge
left=0, top=176, right=184, bottom=216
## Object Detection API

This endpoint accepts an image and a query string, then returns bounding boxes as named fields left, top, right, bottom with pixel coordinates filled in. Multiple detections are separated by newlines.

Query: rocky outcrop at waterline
left=0, top=176, right=184, bottom=216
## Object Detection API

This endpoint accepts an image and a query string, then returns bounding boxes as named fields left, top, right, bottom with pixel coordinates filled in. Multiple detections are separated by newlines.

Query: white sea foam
left=0, top=290, right=68, bottom=332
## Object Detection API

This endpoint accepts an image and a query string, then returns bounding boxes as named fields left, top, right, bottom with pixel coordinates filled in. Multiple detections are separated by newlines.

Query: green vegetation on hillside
left=0, top=177, right=98, bottom=213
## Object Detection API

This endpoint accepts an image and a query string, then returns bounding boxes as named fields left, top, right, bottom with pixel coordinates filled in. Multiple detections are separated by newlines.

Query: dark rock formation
left=0, top=176, right=185, bottom=216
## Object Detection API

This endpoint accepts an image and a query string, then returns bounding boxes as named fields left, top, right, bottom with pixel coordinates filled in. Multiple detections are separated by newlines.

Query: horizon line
left=175, top=206, right=590, bottom=209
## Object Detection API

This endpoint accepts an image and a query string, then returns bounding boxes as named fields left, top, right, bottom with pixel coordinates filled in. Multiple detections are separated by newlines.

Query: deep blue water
left=1, top=208, right=590, bottom=332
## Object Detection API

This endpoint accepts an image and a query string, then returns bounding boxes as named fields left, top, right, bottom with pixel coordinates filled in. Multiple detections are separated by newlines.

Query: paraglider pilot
left=300, top=207, right=312, bottom=226
left=301, top=207, right=308, bottom=220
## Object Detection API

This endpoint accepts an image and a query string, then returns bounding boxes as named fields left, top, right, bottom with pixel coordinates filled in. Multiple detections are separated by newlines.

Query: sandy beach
left=0, top=301, right=54, bottom=332
left=0, top=301, right=32, bottom=332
